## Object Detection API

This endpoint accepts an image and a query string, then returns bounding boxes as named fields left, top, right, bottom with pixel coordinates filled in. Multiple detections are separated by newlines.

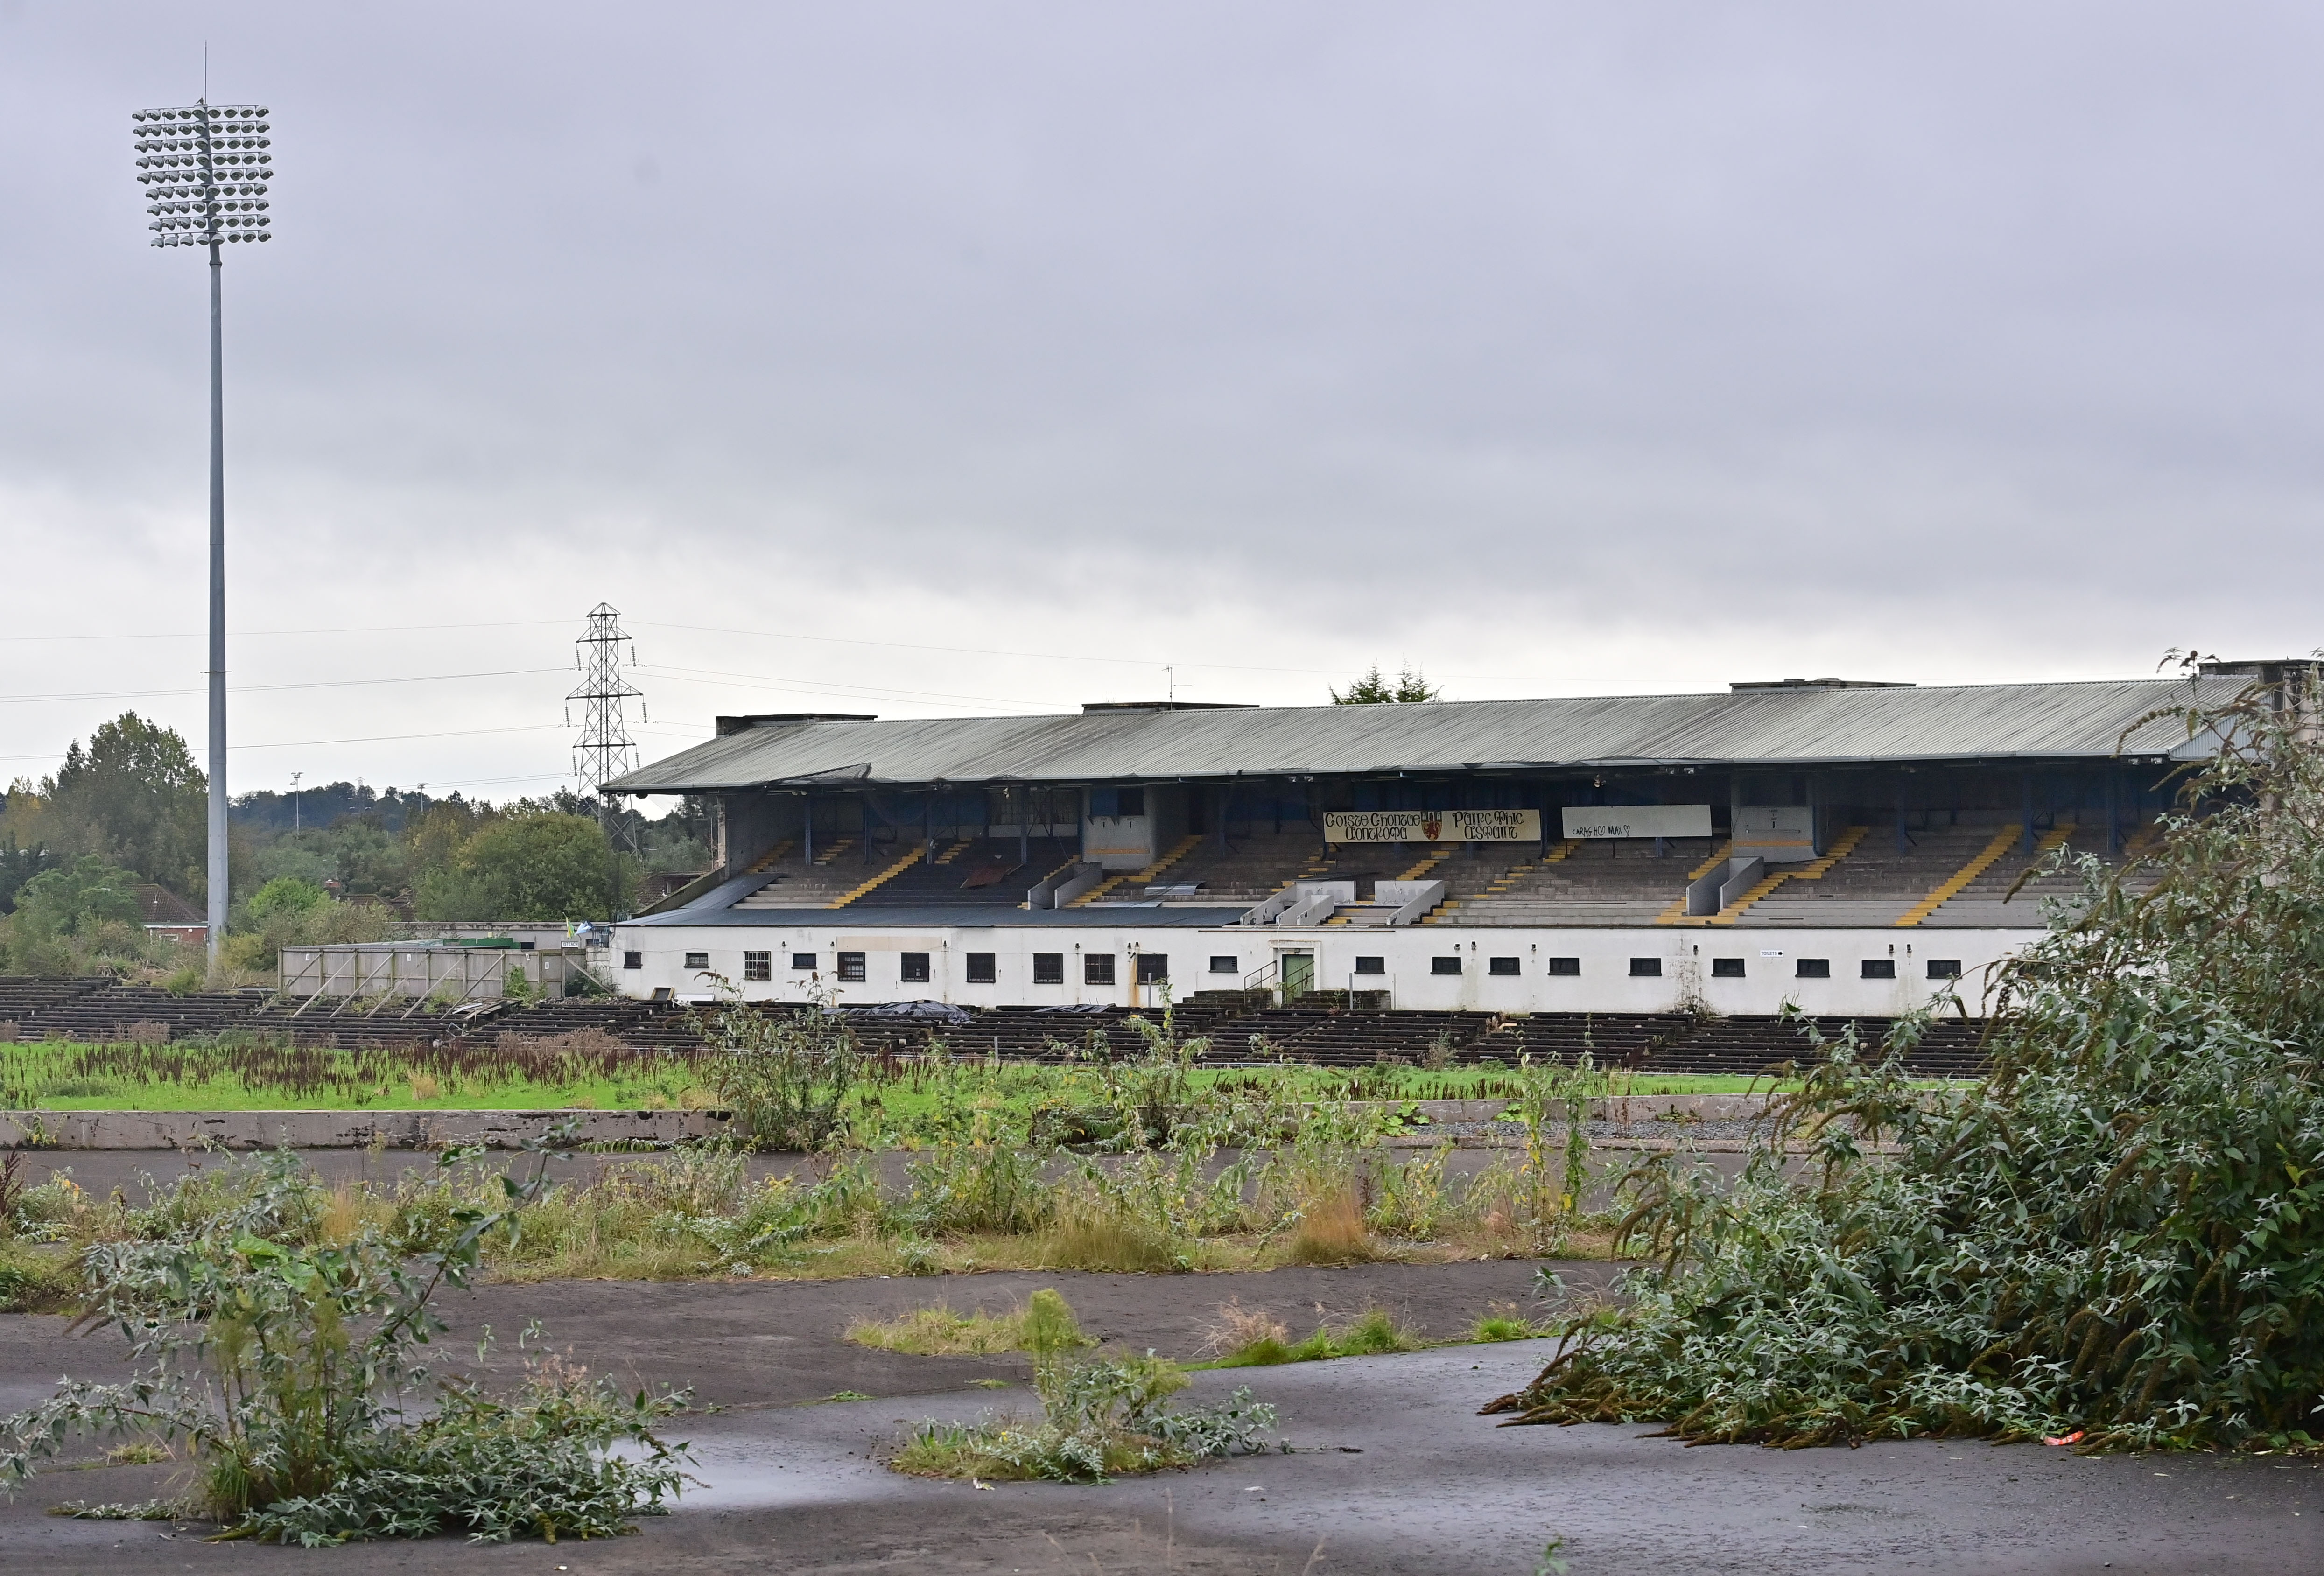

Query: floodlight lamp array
left=133, top=102, right=273, bottom=247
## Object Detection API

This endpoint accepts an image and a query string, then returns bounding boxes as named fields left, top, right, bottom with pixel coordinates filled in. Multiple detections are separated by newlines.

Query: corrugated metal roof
left=625, top=904, right=1250, bottom=930
left=605, top=676, right=2238, bottom=794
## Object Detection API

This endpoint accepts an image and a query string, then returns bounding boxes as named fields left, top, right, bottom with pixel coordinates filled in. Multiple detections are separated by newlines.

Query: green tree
left=47, top=714, right=206, bottom=891
left=246, top=876, right=328, bottom=925
left=417, top=813, right=624, bottom=922
left=1330, top=665, right=1441, bottom=704
left=0, top=782, right=59, bottom=912
left=10, top=855, right=144, bottom=939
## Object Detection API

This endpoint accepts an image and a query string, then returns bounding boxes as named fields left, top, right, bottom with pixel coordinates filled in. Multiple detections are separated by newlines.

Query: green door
left=1280, top=952, right=1314, bottom=997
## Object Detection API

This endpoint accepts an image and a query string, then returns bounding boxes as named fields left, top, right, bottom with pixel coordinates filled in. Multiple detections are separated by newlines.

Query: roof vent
left=715, top=713, right=876, bottom=735
left=1729, top=678, right=1914, bottom=691
left=1080, top=700, right=1259, bottom=713
left=2198, top=659, right=2318, bottom=678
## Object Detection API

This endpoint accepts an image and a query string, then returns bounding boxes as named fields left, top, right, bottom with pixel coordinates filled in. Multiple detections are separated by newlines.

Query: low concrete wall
left=0, top=1093, right=1771, bottom=1151
left=0, top=1108, right=733, bottom=1151
left=1395, top=1093, right=1775, bottom=1125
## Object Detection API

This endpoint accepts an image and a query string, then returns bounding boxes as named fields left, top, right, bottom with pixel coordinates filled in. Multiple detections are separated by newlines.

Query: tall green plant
left=1492, top=672, right=2324, bottom=1451
left=0, top=1137, right=689, bottom=1540
left=689, top=982, right=863, bottom=1151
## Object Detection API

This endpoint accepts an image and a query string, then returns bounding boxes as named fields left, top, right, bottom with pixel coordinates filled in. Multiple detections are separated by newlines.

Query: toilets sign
left=1322, top=808, right=1542, bottom=844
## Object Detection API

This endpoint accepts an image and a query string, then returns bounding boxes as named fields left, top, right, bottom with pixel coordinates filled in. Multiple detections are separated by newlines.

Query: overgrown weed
left=0, top=1137, right=691, bottom=1542
left=888, top=1291, right=1280, bottom=1483
left=1491, top=666, right=2324, bottom=1452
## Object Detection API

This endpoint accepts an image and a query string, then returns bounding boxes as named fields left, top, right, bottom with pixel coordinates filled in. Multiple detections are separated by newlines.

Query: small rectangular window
left=1085, top=953, right=1116, bottom=985
left=966, top=952, right=997, bottom=984
left=684, top=951, right=709, bottom=971
left=1927, top=959, right=1962, bottom=980
left=1545, top=956, right=1580, bottom=976
left=1135, top=953, right=1168, bottom=984
left=1488, top=957, right=1520, bottom=976
left=791, top=952, right=817, bottom=971
left=1862, top=958, right=1896, bottom=980
left=1353, top=956, right=1386, bottom=976
left=743, top=951, right=772, bottom=981
left=1794, top=958, right=1831, bottom=979
left=1431, top=956, right=1462, bottom=975
left=1629, top=957, right=1662, bottom=977
left=1033, top=952, right=1065, bottom=985
left=837, top=951, right=866, bottom=983
left=622, top=951, right=643, bottom=971
left=1209, top=954, right=1239, bottom=974
left=900, top=952, right=931, bottom=983
left=1711, top=958, right=1745, bottom=978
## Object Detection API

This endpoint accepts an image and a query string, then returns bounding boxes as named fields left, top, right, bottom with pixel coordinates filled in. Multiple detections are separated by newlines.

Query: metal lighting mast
left=133, top=99, right=272, bottom=966
left=568, top=603, right=645, bottom=796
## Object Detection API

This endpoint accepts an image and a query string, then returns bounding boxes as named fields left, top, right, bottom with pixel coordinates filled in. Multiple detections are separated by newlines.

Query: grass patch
left=887, top=1293, right=1281, bottom=1484
left=0, top=1035, right=1827, bottom=1115
left=846, top=1288, right=1092, bottom=1358
left=1209, top=1305, right=1422, bottom=1367
left=0, top=1240, right=79, bottom=1313
left=1470, top=1303, right=1555, bottom=1342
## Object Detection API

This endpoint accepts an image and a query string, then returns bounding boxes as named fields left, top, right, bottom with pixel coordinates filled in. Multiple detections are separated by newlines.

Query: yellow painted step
left=1894, top=825, right=2071, bottom=927
left=743, top=840, right=795, bottom=875
left=1703, top=824, right=1872, bottom=927
left=811, top=837, right=857, bottom=867
left=1397, top=846, right=1453, bottom=882
left=827, top=847, right=928, bottom=908
left=1653, top=841, right=1734, bottom=926
left=1070, top=834, right=1205, bottom=907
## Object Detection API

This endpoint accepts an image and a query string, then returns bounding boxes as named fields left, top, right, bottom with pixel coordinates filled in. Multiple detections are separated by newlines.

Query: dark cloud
left=2, top=2, right=2316, bottom=793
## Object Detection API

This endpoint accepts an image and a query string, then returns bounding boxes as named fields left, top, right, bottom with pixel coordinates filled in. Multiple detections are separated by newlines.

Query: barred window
left=743, top=951, right=772, bottom=981
left=837, top=952, right=866, bottom=982
left=684, top=951, right=709, bottom=971
left=1033, top=953, right=1064, bottom=985
left=966, top=952, right=997, bottom=984
left=622, top=951, right=642, bottom=971
left=1085, top=953, right=1116, bottom=986
left=1862, top=959, right=1896, bottom=980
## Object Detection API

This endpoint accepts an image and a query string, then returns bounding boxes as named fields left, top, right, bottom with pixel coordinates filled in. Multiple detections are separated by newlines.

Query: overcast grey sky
left=4, top=2, right=2318, bottom=798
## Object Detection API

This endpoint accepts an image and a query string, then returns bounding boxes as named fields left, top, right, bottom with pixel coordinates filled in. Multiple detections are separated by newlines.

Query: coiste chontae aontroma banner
left=1321, top=809, right=1543, bottom=843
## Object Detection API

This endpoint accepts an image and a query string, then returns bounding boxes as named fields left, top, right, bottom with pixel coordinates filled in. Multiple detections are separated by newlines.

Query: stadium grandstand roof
left=605, top=674, right=2240, bottom=795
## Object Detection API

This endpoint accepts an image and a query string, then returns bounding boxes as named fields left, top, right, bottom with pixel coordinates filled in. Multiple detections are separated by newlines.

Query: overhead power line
left=0, top=666, right=566, bottom=707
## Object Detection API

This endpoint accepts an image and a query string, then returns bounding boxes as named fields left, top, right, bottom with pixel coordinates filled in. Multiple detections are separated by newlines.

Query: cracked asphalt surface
left=3, top=1261, right=2319, bottom=1574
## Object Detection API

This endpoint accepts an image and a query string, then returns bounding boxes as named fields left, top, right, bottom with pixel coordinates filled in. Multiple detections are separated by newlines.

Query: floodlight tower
left=569, top=603, right=646, bottom=796
left=133, top=99, right=273, bottom=965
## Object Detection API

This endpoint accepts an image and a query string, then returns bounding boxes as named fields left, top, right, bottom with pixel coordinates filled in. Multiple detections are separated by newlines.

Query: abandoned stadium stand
left=597, top=675, right=2241, bottom=1025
